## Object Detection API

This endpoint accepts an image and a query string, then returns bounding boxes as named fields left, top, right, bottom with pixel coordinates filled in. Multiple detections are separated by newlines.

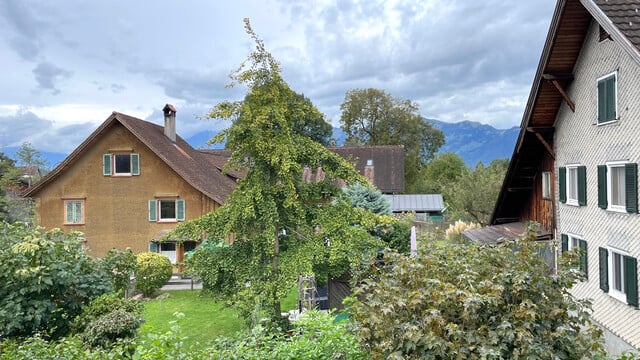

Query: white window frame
left=566, top=233, right=581, bottom=251
left=597, top=71, right=618, bottom=125
left=542, top=171, right=551, bottom=199
left=159, top=242, right=177, bottom=264
left=113, top=153, right=133, bottom=176
left=607, top=247, right=629, bottom=303
left=158, top=199, right=177, bottom=222
left=566, top=165, right=580, bottom=206
left=607, top=161, right=628, bottom=213
left=64, top=199, right=84, bottom=225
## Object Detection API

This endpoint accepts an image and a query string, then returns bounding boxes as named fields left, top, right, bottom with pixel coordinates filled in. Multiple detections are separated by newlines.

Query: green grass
left=141, top=287, right=300, bottom=348
left=140, top=290, right=244, bottom=347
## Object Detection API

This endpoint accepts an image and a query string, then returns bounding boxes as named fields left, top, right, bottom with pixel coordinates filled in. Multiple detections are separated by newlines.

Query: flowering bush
left=135, top=252, right=172, bottom=297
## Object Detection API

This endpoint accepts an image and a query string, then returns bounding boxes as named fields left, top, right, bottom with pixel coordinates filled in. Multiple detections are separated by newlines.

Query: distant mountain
left=428, top=119, right=518, bottom=166
left=329, top=120, right=518, bottom=167
left=11, top=119, right=519, bottom=170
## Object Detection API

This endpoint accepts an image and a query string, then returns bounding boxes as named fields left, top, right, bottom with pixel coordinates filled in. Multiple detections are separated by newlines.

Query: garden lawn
left=141, top=288, right=300, bottom=348
left=140, top=290, right=244, bottom=348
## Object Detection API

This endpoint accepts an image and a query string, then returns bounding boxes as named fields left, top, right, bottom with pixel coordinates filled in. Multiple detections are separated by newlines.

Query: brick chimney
left=163, top=104, right=177, bottom=142
left=364, top=159, right=375, bottom=185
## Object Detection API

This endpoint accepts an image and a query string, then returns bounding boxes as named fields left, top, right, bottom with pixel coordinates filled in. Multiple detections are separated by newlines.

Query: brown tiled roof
left=198, top=146, right=406, bottom=193
left=594, top=0, right=640, bottom=49
left=198, top=149, right=247, bottom=180
left=24, top=112, right=237, bottom=204
left=329, top=145, right=405, bottom=193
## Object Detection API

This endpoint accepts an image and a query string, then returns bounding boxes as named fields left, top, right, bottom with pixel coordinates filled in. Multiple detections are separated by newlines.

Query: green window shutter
left=561, top=234, right=568, bottom=252
left=149, top=242, right=158, bottom=253
left=103, top=154, right=112, bottom=176
left=176, top=199, right=185, bottom=221
left=131, top=153, right=140, bottom=176
left=625, top=163, right=638, bottom=213
left=598, top=80, right=606, bottom=123
left=598, top=165, right=608, bottom=209
left=578, top=166, right=587, bottom=206
left=559, top=167, right=567, bottom=203
left=624, top=256, right=638, bottom=308
left=66, top=202, right=74, bottom=223
left=606, top=76, right=616, bottom=121
left=599, top=247, right=609, bottom=292
left=579, top=239, right=588, bottom=278
left=148, top=200, right=157, bottom=222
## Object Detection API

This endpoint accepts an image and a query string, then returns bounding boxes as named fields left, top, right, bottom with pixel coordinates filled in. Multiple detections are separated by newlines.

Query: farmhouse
left=485, top=0, right=640, bottom=354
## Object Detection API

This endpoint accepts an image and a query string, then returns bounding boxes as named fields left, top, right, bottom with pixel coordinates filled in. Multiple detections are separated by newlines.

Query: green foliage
left=448, top=158, right=509, bottom=225
left=342, top=182, right=391, bottom=215
left=71, top=292, right=143, bottom=347
left=183, top=239, right=236, bottom=295
left=101, top=248, right=136, bottom=296
left=0, top=222, right=111, bottom=339
left=348, top=231, right=605, bottom=359
left=0, top=335, right=100, bottom=360
left=414, top=152, right=467, bottom=198
left=208, top=311, right=366, bottom=359
left=173, top=19, right=367, bottom=324
left=135, top=252, right=173, bottom=297
left=377, top=219, right=412, bottom=254
left=339, top=88, right=445, bottom=191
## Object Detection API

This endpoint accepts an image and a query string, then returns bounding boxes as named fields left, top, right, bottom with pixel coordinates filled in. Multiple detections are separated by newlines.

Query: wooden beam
left=534, top=132, right=556, bottom=160
left=549, top=79, right=576, bottom=112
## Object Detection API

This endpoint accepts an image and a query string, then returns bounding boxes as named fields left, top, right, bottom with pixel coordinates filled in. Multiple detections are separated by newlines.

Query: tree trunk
left=272, top=226, right=281, bottom=317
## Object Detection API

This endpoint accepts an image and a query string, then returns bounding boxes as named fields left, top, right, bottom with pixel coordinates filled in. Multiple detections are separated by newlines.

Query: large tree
left=339, top=88, right=445, bottom=191
left=414, top=152, right=467, bottom=198
left=449, top=158, right=509, bottom=225
left=172, top=19, right=375, bottom=324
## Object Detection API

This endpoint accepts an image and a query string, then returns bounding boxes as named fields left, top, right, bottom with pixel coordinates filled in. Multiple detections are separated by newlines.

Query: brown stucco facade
left=32, top=121, right=220, bottom=258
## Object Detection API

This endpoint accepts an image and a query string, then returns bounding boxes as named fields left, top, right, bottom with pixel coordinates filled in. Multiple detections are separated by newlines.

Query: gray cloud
left=0, top=110, right=53, bottom=148
left=30, top=122, right=95, bottom=154
left=111, top=83, right=126, bottom=94
left=0, top=0, right=46, bottom=60
left=32, top=61, right=73, bottom=94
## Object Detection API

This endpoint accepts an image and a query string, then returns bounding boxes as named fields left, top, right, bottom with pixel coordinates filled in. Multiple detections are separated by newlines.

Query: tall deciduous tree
left=449, top=158, right=509, bottom=225
left=414, top=152, right=467, bottom=199
left=172, top=19, right=366, bottom=324
left=339, top=88, right=445, bottom=191
left=15, top=141, right=48, bottom=187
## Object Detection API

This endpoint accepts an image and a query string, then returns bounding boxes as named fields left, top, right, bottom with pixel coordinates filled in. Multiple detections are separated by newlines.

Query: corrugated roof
left=24, top=111, right=238, bottom=205
left=384, top=194, right=444, bottom=212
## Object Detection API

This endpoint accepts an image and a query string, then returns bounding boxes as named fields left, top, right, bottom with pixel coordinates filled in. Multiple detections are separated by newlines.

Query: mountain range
left=3, top=119, right=518, bottom=169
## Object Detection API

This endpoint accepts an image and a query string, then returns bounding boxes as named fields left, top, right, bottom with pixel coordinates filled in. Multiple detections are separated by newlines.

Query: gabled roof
left=492, top=0, right=640, bottom=224
left=384, top=194, right=444, bottom=213
left=329, top=145, right=405, bottom=193
left=24, top=112, right=237, bottom=204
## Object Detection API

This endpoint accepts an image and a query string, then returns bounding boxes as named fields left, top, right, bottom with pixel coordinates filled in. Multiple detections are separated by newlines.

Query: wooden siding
left=518, top=153, right=555, bottom=230
left=32, top=122, right=220, bottom=257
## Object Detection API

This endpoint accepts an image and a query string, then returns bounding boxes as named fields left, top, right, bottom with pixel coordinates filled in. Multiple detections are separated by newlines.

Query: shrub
left=0, top=223, right=111, bottom=339
left=71, top=292, right=143, bottom=347
left=135, top=252, right=172, bottom=297
left=378, top=219, right=411, bottom=254
left=347, top=232, right=605, bottom=359
left=444, top=219, right=480, bottom=242
left=101, top=248, right=136, bottom=297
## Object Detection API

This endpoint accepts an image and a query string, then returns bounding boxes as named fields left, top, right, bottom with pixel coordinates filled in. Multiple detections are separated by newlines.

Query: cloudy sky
left=0, top=0, right=557, bottom=155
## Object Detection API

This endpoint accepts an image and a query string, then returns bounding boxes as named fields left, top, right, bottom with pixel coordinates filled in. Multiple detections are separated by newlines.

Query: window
left=542, top=171, right=551, bottom=199
left=64, top=200, right=84, bottom=225
left=559, top=165, right=586, bottom=206
left=103, top=153, right=140, bottom=176
left=597, top=72, right=617, bottom=124
left=561, top=233, right=587, bottom=278
left=148, top=241, right=177, bottom=264
left=599, top=247, right=638, bottom=307
left=148, top=199, right=185, bottom=222
left=597, top=162, right=638, bottom=213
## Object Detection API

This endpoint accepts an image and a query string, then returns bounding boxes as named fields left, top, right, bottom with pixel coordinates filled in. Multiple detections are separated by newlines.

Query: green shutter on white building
left=624, top=256, right=638, bottom=308
left=625, top=163, right=638, bottom=213
left=597, top=165, right=608, bottom=209
left=559, top=167, right=567, bottom=203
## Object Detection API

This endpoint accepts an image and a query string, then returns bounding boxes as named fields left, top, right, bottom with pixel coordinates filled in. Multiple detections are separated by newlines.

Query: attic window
left=103, top=153, right=140, bottom=176
left=599, top=25, right=611, bottom=42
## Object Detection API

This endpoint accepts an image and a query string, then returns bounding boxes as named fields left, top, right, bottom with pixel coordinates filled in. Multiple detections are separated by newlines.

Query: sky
left=0, top=0, right=557, bottom=156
